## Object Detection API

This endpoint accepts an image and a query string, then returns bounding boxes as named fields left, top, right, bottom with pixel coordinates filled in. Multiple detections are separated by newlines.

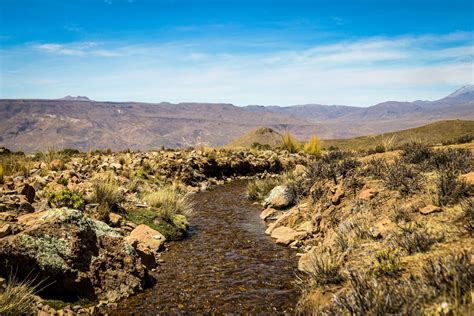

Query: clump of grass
left=306, top=249, right=344, bottom=286
left=373, top=249, right=402, bottom=277
left=421, top=251, right=473, bottom=310
left=434, top=168, right=471, bottom=206
left=429, top=148, right=472, bottom=174
left=143, top=185, right=193, bottom=220
left=400, top=141, right=434, bottom=166
left=390, top=204, right=415, bottom=224
left=0, top=164, right=3, bottom=184
left=308, top=150, right=359, bottom=185
left=333, top=270, right=418, bottom=315
left=384, top=159, right=422, bottom=196
left=47, top=189, right=85, bottom=210
left=363, top=157, right=386, bottom=179
left=90, top=177, right=124, bottom=222
left=0, top=273, right=45, bottom=315
left=392, top=223, right=440, bottom=254
left=302, top=135, right=321, bottom=156
left=280, top=131, right=300, bottom=153
left=246, top=177, right=279, bottom=201
left=461, top=198, right=474, bottom=234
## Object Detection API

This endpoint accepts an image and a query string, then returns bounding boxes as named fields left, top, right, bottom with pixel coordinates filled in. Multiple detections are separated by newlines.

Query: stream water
left=111, top=181, right=300, bottom=315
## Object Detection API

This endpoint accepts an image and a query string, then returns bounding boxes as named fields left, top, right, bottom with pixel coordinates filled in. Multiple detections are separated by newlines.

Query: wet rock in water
left=264, top=185, right=296, bottom=209
left=0, top=208, right=151, bottom=303
left=419, top=204, right=443, bottom=215
left=124, top=224, right=166, bottom=269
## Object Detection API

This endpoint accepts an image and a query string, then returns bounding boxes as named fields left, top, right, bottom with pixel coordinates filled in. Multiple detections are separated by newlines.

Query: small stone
left=260, top=208, right=278, bottom=221
left=109, top=212, right=123, bottom=227
left=358, top=188, right=378, bottom=200
left=331, top=186, right=345, bottom=205
left=0, top=212, right=15, bottom=222
left=419, top=204, right=443, bottom=215
left=0, top=224, right=12, bottom=238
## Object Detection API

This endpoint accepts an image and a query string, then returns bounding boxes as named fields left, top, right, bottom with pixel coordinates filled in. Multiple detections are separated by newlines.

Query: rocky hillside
left=1, top=87, right=472, bottom=152
left=248, top=142, right=474, bottom=314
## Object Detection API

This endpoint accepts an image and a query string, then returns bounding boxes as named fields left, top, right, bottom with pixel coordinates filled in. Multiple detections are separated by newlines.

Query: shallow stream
left=111, top=181, right=299, bottom=314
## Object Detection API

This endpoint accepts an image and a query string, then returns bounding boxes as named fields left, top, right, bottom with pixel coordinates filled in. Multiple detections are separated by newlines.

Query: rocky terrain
left=248, top=141, right=474, bottom=314
left=0, top=147, right=307, bottom=314
left=0, top=135, right=472, bottom=315
left=1, top=86, right=473, bottom=152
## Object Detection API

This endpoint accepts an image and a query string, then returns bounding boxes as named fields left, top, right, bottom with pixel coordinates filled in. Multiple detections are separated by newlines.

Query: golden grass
left=303, top=135, right=322, bottom=156
left=0, top=273, right=45, bottom=315
left=281, top=131, right=301, bottom=153
left=143, top=185, right=193, bottom=220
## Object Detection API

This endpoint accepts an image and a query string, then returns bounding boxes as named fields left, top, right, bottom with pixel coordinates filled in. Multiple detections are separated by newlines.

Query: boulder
left=0, top=208, right=151, bottom=302
left=125, top=224, right=166, bottom=269
left=264, top=185, right=296, bottom=209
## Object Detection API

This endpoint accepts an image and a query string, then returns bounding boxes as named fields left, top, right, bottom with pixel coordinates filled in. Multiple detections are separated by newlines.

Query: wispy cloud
left=3, top=32, right=473, bottom=106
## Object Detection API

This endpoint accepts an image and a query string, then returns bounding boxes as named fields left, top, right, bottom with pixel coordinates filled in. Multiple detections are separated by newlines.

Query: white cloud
left=3, top=32, right=473, bottom=106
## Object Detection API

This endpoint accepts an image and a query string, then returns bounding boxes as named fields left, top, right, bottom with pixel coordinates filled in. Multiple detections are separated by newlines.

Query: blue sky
left=0, top=0, right=473, bottom=106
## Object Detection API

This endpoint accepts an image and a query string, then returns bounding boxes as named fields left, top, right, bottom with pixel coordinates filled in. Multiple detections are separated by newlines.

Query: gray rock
left=264, top=185, right=296, bottom=209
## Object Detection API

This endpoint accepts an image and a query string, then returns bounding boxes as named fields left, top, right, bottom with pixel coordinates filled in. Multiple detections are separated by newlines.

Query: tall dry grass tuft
left=281, top=131, right=300, bottom=153
left=303, top=135, right=322, bottom=156
left=143, top=185, right=193, bottom=220
left=90, top=175, right=124, bottom=222
left=0, top=273, right=47, bottom=315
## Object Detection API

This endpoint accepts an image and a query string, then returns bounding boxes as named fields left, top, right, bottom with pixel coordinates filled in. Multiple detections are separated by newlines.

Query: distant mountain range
left=0, top=86, right=473, bottom=152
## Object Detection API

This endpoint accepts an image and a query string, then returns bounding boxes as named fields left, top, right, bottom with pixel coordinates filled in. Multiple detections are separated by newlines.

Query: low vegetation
left=142, top=185, right=193, bottom=220
left=0, top=273, right=44, bottom=315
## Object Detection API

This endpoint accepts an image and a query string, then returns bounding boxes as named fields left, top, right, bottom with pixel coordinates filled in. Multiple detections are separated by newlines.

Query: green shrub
left=281, top=131, right=300, bottom=153
left=48, top=189, right=85, bottom=210
left=373, top=249, right=402, bottom=276
left=246, top=177, right=279, bottom=201
left=57, top=177, right=68, bottom=186
left=400, top=142, right=433, bottom=166
left=125, top=208, right=189, bottom=240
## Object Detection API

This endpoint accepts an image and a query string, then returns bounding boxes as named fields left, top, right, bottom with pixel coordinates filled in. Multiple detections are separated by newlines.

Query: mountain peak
left=59, top=95, right=91, bottom=101
left=444, top=85, right=474, bottom=99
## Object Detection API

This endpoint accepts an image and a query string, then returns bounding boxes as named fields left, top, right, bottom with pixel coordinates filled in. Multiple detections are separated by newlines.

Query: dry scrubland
left=0, top=129, right=472, bottom=314
left=248, top=139, right=474, bottom=315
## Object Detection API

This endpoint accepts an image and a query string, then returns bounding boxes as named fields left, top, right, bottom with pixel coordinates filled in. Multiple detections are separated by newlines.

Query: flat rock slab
left=419, top=205, right=443, bottom=215
left=270, top=226, right=305, bottom=246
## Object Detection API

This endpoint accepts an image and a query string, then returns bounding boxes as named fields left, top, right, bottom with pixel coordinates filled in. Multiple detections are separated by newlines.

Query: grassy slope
left=321, top=120, right=474, bottom=151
